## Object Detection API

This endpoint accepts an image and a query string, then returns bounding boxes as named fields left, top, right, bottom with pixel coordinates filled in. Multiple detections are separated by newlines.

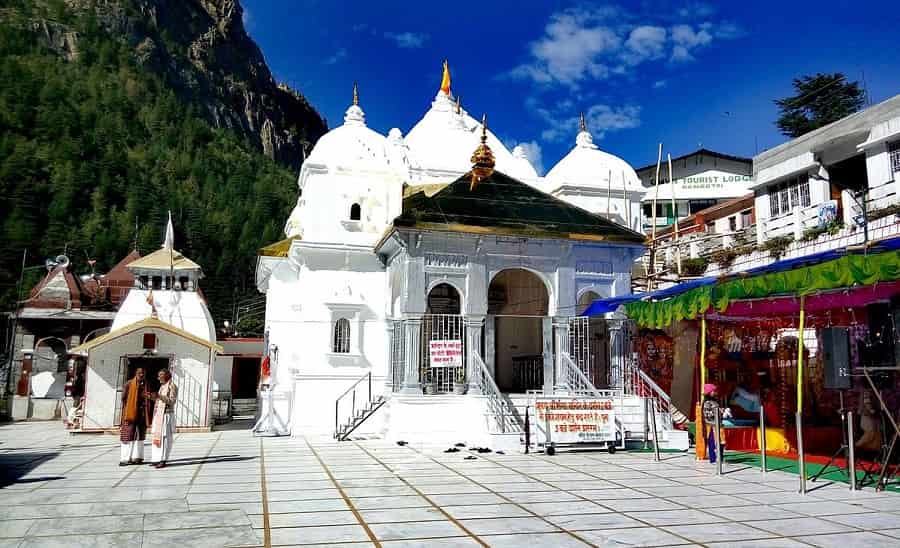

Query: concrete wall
left=81, top=327, right=214, bottom=430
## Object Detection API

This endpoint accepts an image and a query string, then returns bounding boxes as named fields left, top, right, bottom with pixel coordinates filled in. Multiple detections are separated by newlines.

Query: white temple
left=256, top=62, right=680, bottom=448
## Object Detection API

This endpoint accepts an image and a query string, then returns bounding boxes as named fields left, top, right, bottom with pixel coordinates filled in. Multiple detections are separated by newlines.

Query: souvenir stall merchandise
left=612, top=248, right=900, bottom=465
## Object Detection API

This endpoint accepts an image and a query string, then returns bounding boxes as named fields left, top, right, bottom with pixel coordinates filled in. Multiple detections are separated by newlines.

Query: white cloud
left=669, top=24, right=712, bottom=62
left=507, top=5, right=742, bottom=87
left=622, top=26, right=667, bottom=66
left=323, top=48, right=347, bottom=65
left=517, top=141, right=544, bottom=175
left=537, top=101, right=641, bottom=142
left=385, top=31, right=429, bottom=49
left=653, top=80, right=667, bottom=89
left=241, top=6, right=253, bottom=31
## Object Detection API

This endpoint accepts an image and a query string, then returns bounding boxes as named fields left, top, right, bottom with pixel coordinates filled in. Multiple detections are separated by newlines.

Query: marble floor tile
left=359, top=507, right=446, bottom=523
left=546, top=512, right=644, bottom=531
left=663, top=522, right=776, bottom=544
left=350, top=495, right=432, bottom=510
left=479, top=532, right=591, bottom=547
left=748, top=517, right=856, bottom=536
left=520, top=501, right=610, bottom=516
left=368, top=520, right=467, bottom=541
left=577, top=526, right=688, bottom=547
left=380, top=538, right=479, bottom=547
left=18, top=532, right=144, bottom=548
left=625, top=508, right=729, bottom=527
left=269, top=524, right=372, bottom=545
left=443, top=504, right=532, bottom=520
left=458, top=517, right=560, bottom=535
left=141, top=526, right=260, bottom=548
left=23, top=516, right=142, bottom=537
left=795, top=531, right=900, bottom=547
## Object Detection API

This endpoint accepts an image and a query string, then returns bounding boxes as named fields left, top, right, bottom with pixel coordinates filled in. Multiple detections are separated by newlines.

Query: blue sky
left=243, top=0, right=900, bottom=174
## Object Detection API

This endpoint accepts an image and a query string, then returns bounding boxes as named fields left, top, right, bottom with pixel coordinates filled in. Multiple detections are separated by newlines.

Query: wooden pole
left=668, top=153, right=681, bottom=276
left=652, top=143, right=662, bottom=241
left=623, top=170, right=631, bottom=230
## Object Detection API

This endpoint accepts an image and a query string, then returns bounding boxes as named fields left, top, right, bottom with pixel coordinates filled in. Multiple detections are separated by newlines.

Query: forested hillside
left=0, top=0, right=325, bottom=327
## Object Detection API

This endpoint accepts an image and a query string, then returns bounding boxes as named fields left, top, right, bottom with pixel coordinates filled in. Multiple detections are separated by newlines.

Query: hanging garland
left=625, top=250, right=900, bottom=329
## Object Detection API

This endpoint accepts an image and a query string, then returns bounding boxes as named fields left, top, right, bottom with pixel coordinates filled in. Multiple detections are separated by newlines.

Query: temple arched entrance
left=487, top=269, right=549, bottom=393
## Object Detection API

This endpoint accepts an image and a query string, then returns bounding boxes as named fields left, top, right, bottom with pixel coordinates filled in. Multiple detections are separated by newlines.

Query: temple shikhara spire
left=440, top=59, right=451, bottom=95
left=163, top=210, right=174, bottom=250
left=352, top=81, right=359, bottom=106
left=579, top=112, right=587, bottom=133
left=469, top=113, right=495, bottom=190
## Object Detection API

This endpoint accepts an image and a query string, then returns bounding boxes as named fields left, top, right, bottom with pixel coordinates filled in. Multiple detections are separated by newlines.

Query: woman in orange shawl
left=119, top=368, right=149, bottom=466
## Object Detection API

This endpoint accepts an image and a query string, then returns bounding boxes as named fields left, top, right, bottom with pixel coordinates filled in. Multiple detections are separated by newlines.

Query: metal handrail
left=334, top=371, right=372, bottom=436
left=558, top=352, right=602, bottom=397
left=472, top=353, right=522, bottom=434
left=624, top=362, right=674, bottom=430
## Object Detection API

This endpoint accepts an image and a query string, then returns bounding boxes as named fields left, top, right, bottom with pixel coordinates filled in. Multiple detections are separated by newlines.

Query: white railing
left=558, top=352, right=616, bottom=398
left=472, top=353, right=522, bottom=434
left=623, top=360, right=675, bottom=430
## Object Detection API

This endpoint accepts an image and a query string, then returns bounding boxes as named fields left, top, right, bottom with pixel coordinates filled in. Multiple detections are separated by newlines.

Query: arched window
left=350, top=203, right=361, bottom=221
left=333, top=318, right=351, bottom=353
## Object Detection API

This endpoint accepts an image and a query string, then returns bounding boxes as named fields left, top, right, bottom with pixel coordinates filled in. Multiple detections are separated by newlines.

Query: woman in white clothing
left=150, top=369, right=178, bottom=468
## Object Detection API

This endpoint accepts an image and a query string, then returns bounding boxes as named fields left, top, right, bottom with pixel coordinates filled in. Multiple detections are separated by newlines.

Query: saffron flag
left=260, top=355, right=271, bottom=381
left=440, top=60, right=451, bottom=95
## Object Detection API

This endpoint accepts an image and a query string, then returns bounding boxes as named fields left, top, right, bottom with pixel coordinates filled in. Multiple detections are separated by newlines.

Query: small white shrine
left=72, top=216, right=221, bottom=432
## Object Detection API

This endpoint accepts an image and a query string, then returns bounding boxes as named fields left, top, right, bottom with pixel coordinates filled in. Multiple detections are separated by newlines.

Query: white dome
left=508, top=145, right=539, bottom=179
left=113, top=290, right=216, bottom=343
left=546, top=129, right=645, bottom=193
left=305, top=101, right=393, bottom=173
left=405, top=91, right=518, bottom=176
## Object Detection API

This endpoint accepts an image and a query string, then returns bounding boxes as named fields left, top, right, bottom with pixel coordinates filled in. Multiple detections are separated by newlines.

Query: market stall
left=588, top=241, right=900, bottom=479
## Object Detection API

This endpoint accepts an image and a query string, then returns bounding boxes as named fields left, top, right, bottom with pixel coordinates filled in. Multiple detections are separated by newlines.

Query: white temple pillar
left=400, top=316, right=423, bottom=394
left=552, top=316, right=570, bottom=393
left=384, top=320, right=395, bottom=395
left=465, top=316, right=484, bottom=394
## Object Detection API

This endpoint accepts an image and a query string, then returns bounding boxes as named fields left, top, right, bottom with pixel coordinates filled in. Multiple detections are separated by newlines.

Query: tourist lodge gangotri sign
left=655, top=174, right=754, bottom=191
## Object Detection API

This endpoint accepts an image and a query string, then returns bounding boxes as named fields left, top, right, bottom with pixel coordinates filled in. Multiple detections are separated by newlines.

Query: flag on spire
left=440, top=59, right=451, bottom=95
left=162, top=211, right=174, bottom=250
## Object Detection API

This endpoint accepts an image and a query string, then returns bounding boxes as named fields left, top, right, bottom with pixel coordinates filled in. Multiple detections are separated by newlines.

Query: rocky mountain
left=0, top=0, right=326, bottom=326
left=31, top=0, right=327, bottom=170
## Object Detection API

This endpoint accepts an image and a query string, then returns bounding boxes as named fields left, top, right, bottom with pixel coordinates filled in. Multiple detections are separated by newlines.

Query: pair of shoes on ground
left=119, top=459, right=144, bottom=467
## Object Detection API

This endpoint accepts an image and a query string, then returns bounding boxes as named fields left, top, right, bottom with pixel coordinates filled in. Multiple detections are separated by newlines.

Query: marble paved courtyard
left=4, top=422, right=900, bottom=547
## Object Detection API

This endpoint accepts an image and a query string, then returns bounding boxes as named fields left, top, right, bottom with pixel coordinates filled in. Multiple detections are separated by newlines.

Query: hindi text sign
left=429, top=340, right=463, bottom=368
left=535, top=398, right=616, bottom=444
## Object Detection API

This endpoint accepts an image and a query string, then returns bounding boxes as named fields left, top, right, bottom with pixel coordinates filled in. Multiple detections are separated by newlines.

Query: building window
left=333, top=318, right=350, bottom=354
left=729, top=216, right=737, bottom=232
left=350, top=203, right=361, bottom=221
left=741, top=209, right=752, bottom=227
left=769, top=174, right=811, bottom=217
left=890, top=141, right=900, bottom=174
left=706, top=222, right=715, bottom=233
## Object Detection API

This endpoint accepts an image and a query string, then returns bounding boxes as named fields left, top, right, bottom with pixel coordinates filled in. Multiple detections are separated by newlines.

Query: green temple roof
left=394, top=170, right=646, bottom=244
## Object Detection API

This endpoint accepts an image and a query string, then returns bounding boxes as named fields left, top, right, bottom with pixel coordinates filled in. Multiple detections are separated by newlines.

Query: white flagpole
left=623, top=170, right=630, bottom=230
left=607, top=169, right=612, bottom=221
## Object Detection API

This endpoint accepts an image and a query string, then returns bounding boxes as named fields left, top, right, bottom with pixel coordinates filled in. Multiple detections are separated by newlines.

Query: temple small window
left=333, top=318, right=351, bottom=353
left=350, top=203, right=361, bottom=221
left=178, top=276, right=189, bottom=290
left=152, top=276, right=162, bottom=290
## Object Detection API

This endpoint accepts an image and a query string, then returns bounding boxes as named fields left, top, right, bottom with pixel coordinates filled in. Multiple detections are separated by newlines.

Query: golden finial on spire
left=469, top=113, right=495, bottom=190
left=352, top=82, right=359, bottom=106
left=455, top=95, right=461, bottom=115
left=440, top=59, right=451, bottom=95
left=579, top=111, right=587, bottom=132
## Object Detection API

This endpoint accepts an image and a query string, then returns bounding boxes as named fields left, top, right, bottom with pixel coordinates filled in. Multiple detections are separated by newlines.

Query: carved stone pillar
left=552, top=317, right=570, bottom=393
left=465, top=316, right=485, bottom=394
left=400, top=316, right=423, bottom=394
left=384, top=321, right=395, bottom=394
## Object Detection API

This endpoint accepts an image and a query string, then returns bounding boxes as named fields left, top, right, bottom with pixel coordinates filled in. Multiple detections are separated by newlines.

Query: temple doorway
left=488, top=269, right=549, bottom=393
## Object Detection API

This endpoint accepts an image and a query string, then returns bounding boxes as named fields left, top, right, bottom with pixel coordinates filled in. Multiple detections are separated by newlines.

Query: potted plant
left=422, top=367, right=437, bottom=394
left=452, top=367, right=467, bottom=394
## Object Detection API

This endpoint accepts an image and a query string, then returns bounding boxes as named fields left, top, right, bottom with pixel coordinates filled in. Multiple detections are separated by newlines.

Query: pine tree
left=774, top=73, right=865, bottom=138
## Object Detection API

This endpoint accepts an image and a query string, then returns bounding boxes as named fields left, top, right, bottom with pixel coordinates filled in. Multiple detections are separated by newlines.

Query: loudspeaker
left=822, top=327, right=851, bottom=390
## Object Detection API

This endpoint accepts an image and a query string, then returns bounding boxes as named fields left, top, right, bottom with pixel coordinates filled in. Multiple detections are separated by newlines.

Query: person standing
left=150, top=369, right=178, bottom=468
left=120, top=368, right=149, bottom=466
